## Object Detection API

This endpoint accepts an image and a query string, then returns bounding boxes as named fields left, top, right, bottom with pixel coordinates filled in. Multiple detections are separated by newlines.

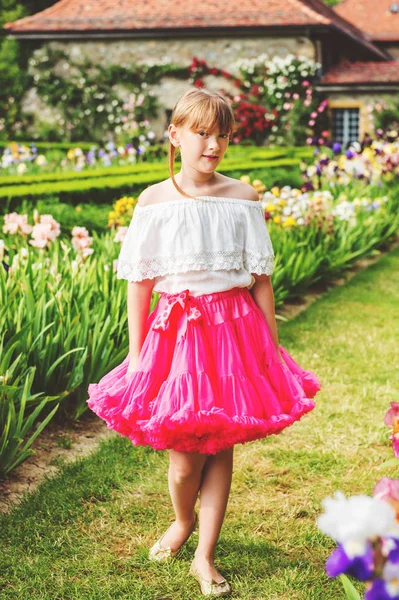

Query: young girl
left=87, top=87, right=322, bottom=597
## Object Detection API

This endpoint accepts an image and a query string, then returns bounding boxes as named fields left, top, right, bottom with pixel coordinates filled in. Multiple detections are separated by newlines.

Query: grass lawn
left=1, top=246, right=399, bottom=599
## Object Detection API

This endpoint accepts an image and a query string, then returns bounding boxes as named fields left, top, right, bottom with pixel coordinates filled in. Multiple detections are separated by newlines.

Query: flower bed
left=1, top=171, right=398, bottom=477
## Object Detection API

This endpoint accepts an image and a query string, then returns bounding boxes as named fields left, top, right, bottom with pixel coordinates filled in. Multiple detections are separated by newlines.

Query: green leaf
left=339, top=575, right=362, bottom=600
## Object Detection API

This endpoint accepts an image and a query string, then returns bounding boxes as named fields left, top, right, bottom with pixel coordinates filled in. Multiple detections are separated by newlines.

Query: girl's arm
left=127, top=279, right=155, bottom=372
left=249, top=273, right=283, bottom=362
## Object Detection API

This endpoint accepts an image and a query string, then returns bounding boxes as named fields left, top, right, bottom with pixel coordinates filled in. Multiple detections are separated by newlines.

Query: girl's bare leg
left=158, top=449, right=208, bottom=551
left=193, top=446, right=234, bottom=582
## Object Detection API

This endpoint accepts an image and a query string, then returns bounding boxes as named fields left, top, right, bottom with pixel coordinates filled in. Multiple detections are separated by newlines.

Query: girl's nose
left=207, top=138, right=220, bottom=151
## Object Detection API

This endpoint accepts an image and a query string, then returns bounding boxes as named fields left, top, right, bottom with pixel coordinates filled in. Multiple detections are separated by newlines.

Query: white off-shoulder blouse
left=116, top=195, right=275, bottom=297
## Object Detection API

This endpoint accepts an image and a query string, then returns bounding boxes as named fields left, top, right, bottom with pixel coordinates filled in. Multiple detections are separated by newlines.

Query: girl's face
left=169, top=123, right=230, bottom=172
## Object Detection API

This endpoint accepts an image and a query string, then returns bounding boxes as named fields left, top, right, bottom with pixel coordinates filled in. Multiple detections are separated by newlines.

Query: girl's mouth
left=203, top=155, right=218, bottom=160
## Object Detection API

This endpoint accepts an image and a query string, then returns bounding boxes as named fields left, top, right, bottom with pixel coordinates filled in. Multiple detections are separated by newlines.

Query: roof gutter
left=316, top=83, right=399, bottom=92
left=1, top=21, right=389, bottom=61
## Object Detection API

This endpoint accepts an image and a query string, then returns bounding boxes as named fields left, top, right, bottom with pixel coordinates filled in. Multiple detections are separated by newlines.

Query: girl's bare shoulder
left=137, top=181, right=179, bottom=207
left=220, top=176, right=260, bottom=202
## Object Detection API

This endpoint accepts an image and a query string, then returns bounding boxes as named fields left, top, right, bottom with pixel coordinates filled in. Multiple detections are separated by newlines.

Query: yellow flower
left=67, top=149, right=75, bottom=160
left=282, top=216, right=297, bottom=227
left=266, top=203, right=277, bottom=212
left=362, top=147, right=374, bottom=160
left=75, top=206, right=82, bottom=213
left=277, top=199, right=287, bottom=207
left=273, top=215, right=281, bottom=224
left=291, top=188, right=301, bottom=198
left=271, top=186, right=280, bottom=197
left=240, top=175, right=251, bottom=184
left=252, top=179, right=265, bottom=192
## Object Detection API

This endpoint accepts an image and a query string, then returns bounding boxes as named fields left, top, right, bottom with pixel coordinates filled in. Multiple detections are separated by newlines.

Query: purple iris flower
left=387, top=539, right=399, bottom=562
left=316, top=164, right=322, bottom=175
left=319, top=157, right=330, bottom=166
left=126, top=144, right=133, bottom=149
left=365, top=578, right=399, bottom=600
left=301, top=181, right=314, bottom=192
left=371, top=201, right=381, bottom=209
left=345, top=150, right=355, bottom=159
left=326, top=543, right=374, bottom=581
left=105, top=141, right=115, bottom=151
left=98, top=149, right=105, bottom=157
left=332, top=142, right=342, bottom=154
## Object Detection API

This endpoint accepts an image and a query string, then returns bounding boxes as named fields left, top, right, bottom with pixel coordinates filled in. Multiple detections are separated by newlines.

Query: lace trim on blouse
left=117, top=249, right=274, bottom=281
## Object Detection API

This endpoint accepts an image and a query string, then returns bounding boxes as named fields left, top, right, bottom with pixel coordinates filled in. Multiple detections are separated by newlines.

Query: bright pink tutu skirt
left=87, top=286, right=321, bottom=454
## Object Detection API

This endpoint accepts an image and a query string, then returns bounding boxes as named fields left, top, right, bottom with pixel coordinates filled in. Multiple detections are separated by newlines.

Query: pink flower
left=322, top=130, right=329, bottom=138
left=71, top=235, right=93, bottom=251
left=113, top=226, right=128, bottom=243
left=311, top=111, right=318, bottom=119
left=29, top=223, right=55, bottom=248
left=293, top=93, right=300, bottom=100
left=29, top=237, right=48, bottom=249
left=304, top=100, right=311, bottom=107
left=283, top=102, right=292, bottom=111
left=309, top=119, right=315, bottom=126
left=39, top=215, right=60, bottom=241
left=71, top=226, right=89, bottom=238
left=71, top=225, right=93, bottom=257
left=384, top=402, right=399, bottom=457
left=284, top=92, right=291, bottom=98
left=374, top=478, right=399, bottom=519
left=302, top=80, right=310, bottom=87
left=3, top=213, right=33, bottom=236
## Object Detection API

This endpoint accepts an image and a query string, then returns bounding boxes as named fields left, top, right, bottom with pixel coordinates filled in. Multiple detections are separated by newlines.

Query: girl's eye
left=198, top=132, right=228, bottom=138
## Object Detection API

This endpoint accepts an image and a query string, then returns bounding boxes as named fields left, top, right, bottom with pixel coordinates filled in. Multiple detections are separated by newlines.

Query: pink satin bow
left=152, top=289, right=204, bottom=341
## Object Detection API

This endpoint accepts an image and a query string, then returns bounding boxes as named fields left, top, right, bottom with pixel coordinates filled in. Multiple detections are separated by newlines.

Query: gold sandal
left=148, top=511, right=198, bottom=562
left=189, top=559, right=232, bottom=597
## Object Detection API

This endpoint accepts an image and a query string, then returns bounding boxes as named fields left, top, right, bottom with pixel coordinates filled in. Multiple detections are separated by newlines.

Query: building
left=4, top=0, right=399, bottom=144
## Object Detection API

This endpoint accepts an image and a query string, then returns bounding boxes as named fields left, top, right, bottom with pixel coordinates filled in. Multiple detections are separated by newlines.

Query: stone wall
left=22, top=35, right=316, bottom=138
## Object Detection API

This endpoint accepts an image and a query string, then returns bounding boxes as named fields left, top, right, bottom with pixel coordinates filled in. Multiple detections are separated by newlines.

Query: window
left=332, top=108, right=360, bottom=146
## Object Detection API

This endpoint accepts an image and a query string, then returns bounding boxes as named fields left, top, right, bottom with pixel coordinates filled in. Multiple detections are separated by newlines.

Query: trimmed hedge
left=0, top=150, right=294, bottom=188
left=0, top=158, right=303, bottom=211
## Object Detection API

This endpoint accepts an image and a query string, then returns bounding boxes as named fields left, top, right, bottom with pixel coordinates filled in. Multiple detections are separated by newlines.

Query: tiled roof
left=0, top=0, right=385, bottom=59
left=2, top=0, right=333, bottom=31
left=320, top=60, right=399, bottom=84
left=335, top=0, right=399, bottom=42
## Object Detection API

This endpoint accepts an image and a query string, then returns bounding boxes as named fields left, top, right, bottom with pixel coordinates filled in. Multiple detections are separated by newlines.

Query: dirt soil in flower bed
left=1, top=233, right=398, bottom=514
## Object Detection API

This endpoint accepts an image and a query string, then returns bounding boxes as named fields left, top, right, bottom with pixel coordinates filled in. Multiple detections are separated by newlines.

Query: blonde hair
left=168, top=87, right=236, bottom=199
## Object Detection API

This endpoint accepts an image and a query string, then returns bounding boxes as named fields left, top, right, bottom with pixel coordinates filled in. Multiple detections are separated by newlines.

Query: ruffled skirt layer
left=87, top=286, right=321, bottom=454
